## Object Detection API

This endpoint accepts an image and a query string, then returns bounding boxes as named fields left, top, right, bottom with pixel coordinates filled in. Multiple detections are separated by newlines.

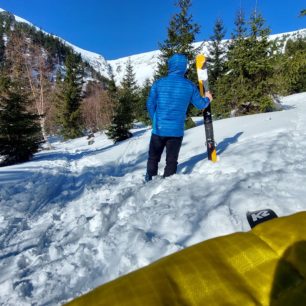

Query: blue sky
left=0, top=0, right=305, bottom=59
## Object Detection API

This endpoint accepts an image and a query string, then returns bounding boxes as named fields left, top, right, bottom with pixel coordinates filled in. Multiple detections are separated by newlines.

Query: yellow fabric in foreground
left=67, top=212, right=306, bottom=306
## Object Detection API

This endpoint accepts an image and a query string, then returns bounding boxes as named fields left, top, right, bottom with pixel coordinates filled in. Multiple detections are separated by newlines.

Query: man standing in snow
left=145, top=53, right=213, bottom=181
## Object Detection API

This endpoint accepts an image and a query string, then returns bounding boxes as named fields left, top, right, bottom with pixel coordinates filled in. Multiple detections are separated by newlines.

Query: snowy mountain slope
left=0, top=8, right=111, bottom=81
left=62, top=42, right=110, bottom=78
left=1, top=7, right=305, bottom=85
left=109, top=28, right=306, bottom=85
left=1, top=92, right=306, bottom=305
left=0, top=8, right=33, bottom=26
left=108, top=50, right=161, bottom=87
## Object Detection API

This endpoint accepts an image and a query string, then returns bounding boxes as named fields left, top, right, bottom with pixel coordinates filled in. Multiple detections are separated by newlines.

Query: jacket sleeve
left=146, top=82, right=158, bottom=121
left=190, top=85, right=210, bottom=110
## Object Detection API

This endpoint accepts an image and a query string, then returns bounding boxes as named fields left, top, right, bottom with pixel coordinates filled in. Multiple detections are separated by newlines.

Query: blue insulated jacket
left=146, top=54, right=210, bottom=137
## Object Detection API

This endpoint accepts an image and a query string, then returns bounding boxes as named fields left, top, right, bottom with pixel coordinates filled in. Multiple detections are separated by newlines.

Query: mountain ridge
left=0, top=7, right=305, bottom=85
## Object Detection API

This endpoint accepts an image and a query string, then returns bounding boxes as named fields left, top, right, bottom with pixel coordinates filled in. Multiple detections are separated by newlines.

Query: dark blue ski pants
left=146, top=133, right=183, bottom=179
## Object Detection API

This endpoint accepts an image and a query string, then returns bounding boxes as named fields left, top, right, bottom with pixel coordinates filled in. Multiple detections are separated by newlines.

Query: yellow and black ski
left=196, top=54, right=217, bottom=162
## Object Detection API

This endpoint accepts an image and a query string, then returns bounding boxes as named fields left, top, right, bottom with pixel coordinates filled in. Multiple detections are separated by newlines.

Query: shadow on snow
left=178, top=132, right=243, bottom=174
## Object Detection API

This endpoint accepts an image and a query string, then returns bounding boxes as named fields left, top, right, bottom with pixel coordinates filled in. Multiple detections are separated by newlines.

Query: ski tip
left=196, top=54, right=206, bottom=69
left=246, top=209, right=278, bottom=228
left=211, top=149, right=218, bottom=163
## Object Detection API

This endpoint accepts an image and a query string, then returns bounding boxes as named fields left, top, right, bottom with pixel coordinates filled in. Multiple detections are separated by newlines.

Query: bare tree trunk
left=5, top=32, right=55, bottom=148
left=24, top=44, right=52, bottom=149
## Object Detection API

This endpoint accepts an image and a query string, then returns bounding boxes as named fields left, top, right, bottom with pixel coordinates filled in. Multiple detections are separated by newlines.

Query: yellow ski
left=196, top=54, right=217, bottom=162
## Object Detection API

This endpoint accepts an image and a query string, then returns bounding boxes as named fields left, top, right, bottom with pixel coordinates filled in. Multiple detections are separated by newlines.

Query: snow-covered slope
left=0, top=7, right=33, bottom=26
left=63, top=41, right=110, bottom=79
left=0, top=8, right=111, bottom=80
left=108, top=50, right=161, bottom=86
left=1, top=7, right=305, bottom=85
left=109, top=28, right=306, bottom=85
left=1, top=92, right=306, bottom=305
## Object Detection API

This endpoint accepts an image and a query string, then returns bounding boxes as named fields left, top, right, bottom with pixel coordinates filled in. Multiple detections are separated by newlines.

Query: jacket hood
left=168, top=54, right=188, bottom=75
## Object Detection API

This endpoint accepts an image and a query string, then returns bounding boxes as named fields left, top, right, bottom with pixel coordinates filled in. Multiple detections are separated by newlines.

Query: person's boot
left=145, top=173, right=152, bottom=182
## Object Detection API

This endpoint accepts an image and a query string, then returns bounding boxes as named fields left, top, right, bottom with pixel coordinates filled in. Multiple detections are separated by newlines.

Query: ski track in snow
left=0, top=93, right=306, bottom=305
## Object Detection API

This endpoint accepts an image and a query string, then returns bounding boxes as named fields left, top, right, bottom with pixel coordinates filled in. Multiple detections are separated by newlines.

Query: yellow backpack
left=67, top=212, right=306, bottom=306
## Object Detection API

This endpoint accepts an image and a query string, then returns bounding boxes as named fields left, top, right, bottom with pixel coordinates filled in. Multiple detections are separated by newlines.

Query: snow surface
left=1, top=92, right=306, bottom=305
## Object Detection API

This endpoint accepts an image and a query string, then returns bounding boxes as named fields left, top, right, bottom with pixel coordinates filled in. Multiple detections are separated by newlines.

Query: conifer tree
left=56, top=53, right=83, bottom=139
left=106, top=59, right=137, bottom=142
left=0, top=29, right=5, bottom=65
left=135, top=79, right=151, bottom=125
left=121, top=58, right=139, bottom=121
left=232, top=10, right=247, bottom=40
left=106, top=68, right=118, bottom=101
left=227, top=10, right=248, bottom=74
left=156, top=0, right=200, bottom=80
left=212, top=11, right=248, bottom=117
left=0, top=75, right=42, bottom=166
left=105, top=69, right=118, bottom=121
left=245, top=12, right=277, bottom=111
left=215, top=11, right=277, bottom=116
left=121, top=58, right=138, bottom=96
left=282, top=37, right=306, bottom=93
left=208, top=18, right=227, bottom=92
